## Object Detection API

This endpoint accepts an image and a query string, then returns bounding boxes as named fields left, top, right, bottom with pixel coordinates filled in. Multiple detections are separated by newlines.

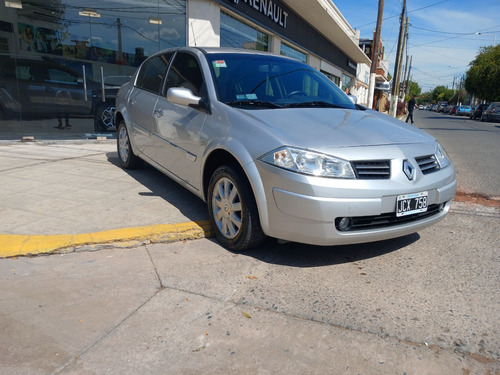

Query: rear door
left=128, top=53, right=172, bottom=157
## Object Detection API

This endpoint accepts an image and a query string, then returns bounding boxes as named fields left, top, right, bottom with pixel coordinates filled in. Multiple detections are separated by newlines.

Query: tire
left=94, top=103, right=115, bottom=132
left=117, top=121, right=142, bottom=169
left=207, top=165, right=266, bottom=251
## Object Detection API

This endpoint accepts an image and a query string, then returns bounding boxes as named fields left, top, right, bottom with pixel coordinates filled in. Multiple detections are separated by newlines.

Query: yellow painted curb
left=0, top=220, right=213, bottom=258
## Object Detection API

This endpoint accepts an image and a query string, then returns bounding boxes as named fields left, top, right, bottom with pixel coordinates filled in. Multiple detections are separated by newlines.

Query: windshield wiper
left=284, top=101, right=350, bottom=109
left=225, top=100, right=283, bottom=109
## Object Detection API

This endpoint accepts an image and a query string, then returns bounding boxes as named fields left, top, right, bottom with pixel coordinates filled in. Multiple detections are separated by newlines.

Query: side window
left=136, top=53, right=172, bottom=93
left=165, top=52, right=203, bottom=96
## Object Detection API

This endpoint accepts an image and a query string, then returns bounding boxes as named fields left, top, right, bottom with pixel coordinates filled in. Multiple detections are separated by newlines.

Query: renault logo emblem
left=403, top=160, right=415, bottom=180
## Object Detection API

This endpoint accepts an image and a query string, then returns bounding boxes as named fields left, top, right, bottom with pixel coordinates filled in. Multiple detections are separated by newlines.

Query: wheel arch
left=202, top=147, right=270, bottom=235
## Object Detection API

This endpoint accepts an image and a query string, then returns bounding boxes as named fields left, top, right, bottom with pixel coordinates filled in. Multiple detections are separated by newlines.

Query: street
left=413, top=109, right=500, bottom=198
left=0, top=111, right=499, bottom=374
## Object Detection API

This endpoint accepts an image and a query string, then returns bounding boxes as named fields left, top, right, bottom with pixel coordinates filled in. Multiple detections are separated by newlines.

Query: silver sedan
left=115, top=47, right=456, bottom=251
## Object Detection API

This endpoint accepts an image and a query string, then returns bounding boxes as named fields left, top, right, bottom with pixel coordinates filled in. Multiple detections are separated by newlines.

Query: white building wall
left=308, top=55, right=321, bottom=71
left=270, top=35, right=281, bottom=55
left=354, top=63, right=370, bottom=106
left=188, top=0, right=219, bottom=47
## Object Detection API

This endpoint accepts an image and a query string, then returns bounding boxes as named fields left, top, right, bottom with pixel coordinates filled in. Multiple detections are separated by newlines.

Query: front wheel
left=117, top=121, right=142, bottom=169
left=207, top=165, right=266, bottom=251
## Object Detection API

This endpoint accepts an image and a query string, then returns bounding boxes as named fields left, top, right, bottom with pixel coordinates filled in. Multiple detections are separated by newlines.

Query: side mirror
left=167, top=87, right=200, bottom=106
left=167, top=87, right=211, bottom=114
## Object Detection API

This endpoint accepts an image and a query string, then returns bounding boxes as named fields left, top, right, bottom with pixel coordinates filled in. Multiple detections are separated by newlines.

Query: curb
left=0, top=220, right=214, bottom=258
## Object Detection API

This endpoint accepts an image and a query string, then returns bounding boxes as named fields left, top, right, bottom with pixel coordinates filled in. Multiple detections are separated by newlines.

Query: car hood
left=241, top=107, right=435, bottom=149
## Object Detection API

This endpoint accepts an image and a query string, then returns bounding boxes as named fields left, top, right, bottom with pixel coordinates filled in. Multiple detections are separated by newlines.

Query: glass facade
left=280, top=42, right=306, bottom=63
left=220, top=12, right=269, bottom=51
left=0, top=0, right=186, bottom=140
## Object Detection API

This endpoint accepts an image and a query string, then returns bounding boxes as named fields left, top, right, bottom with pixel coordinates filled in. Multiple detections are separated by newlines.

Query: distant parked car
left=481, top=102, right=500, bottom=122
left=456, top=105, right=471, bottom=116
left=115, top=46, right=456, bottom=251
left=0, top=56, right=96, bottom=121
left=470, top=103, right=489, bottom=120
left=449, top=106, right=458, bottom=115
left=437, top=102, right=448, bottom=112
left=442, top=105, right=452, bottom=114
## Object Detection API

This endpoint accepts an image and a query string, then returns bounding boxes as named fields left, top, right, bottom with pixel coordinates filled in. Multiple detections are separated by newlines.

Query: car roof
left=145, top=46, right=299, bottom=62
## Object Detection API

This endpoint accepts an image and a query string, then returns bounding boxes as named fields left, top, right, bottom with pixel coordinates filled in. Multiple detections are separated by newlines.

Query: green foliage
left=465, top=45, right=500, bottom=102
left=421, top=91, right=433, bottom=104
left=407, top=81, right=421, bottom=99
left=430, top=86, right=455, bottom=103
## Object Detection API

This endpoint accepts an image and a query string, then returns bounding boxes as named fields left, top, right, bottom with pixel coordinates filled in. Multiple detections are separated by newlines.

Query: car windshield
left=206, top=53, right=356, bottom=110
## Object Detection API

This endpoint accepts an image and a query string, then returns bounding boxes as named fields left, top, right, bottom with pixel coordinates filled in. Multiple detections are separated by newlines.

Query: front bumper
left=254, top=159, right=457, bottom=246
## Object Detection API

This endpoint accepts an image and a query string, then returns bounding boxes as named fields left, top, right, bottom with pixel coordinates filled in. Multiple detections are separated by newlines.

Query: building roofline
left=282, top=0, right=372, bottom=66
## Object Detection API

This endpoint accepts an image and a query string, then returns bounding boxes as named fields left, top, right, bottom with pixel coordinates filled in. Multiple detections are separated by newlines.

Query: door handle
left=154, top=108, right=164, bottom=118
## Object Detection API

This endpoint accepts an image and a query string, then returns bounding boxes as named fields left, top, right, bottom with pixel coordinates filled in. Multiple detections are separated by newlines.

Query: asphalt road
left=412, top=109, right=500, bottom=198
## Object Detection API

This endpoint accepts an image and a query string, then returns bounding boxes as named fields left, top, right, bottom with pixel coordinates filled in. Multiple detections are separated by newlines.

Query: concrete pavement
left=0, top=140, right=212, bottom=257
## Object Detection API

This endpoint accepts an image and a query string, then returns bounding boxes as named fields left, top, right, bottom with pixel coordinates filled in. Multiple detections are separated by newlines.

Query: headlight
left=260, top=147, right=356, bottom=178
left=435, top=142, right=450, bottom=169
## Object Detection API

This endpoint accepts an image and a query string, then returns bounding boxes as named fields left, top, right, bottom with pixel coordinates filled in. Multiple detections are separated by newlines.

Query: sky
left=334, top=0, right=500, bottom=93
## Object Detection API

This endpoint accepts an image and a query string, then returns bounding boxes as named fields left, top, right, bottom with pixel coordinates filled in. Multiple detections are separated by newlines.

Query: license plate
left=396, top=191, right=428, bottom=217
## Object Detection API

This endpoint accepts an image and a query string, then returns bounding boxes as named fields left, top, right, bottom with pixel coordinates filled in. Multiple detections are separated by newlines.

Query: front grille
left=335, top=204, right=443, bottom=232
left=416, top=155, right=440, bottom=175
left=351, top=160, right=391, bottom=179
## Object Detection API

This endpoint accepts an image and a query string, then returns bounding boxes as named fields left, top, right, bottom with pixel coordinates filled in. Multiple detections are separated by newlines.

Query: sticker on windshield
left=213, top=60, right=227, bottom=68
left=236, top=93, right=258, bottom=100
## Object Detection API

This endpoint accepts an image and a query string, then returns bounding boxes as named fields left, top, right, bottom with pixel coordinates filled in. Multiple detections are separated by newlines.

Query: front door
left=152, top=52, right=207, bottom=190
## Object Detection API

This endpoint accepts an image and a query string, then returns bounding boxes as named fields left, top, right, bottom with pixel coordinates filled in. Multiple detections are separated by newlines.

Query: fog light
left=439, top=202, right=445, bottom=211
left=338, top=217, right=352, bottom=231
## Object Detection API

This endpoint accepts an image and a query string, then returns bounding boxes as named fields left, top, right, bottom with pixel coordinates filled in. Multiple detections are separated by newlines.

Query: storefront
left=0, top=0, right=369, bottom=140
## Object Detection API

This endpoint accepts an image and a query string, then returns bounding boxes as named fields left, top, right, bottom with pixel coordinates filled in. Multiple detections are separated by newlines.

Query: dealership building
left=0, top=0, right=372, bottom=140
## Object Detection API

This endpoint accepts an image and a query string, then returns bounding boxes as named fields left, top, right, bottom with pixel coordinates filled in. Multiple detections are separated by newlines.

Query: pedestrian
left=406, top=94, right=417, bottom=124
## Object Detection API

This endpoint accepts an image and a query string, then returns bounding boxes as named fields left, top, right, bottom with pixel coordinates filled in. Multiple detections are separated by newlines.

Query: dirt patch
left=454, top=191, right=500, bottom=208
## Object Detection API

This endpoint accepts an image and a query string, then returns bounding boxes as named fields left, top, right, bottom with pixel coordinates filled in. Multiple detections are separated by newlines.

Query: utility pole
left=395, top=18, right=408, bottom=108
left=367, top=0, right=384, bottom=110
left=390, top=0, right=406, bottom=117
left=405, top=55, right=412, bottom=95
left=401, top=54, right=408, bottom=98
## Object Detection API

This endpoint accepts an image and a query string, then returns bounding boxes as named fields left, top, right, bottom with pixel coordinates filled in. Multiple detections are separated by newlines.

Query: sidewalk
left=0, top=140, right=212, bottom=258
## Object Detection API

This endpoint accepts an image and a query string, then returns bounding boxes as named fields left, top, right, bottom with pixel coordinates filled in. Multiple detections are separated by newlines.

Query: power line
left=352, top=0, right=449, bottom=29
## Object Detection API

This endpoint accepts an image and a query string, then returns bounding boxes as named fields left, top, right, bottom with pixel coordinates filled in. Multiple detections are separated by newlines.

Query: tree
left=465, top=45, right=500, bottom=102
left=431, top=85, right=454, bottom=103
left=421, top=91, right=433, bottom=104
left=406, top=81, right=421, bottom=100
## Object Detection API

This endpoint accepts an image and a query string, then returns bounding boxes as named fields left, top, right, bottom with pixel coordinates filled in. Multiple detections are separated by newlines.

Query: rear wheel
left=117, top=121, right=142, bottom=169
left=207, top=165, right=266, bottom=251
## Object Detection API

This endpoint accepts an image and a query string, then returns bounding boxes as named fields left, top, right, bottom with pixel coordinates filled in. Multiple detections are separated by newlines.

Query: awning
left=282, top=0, right=371, bottom=66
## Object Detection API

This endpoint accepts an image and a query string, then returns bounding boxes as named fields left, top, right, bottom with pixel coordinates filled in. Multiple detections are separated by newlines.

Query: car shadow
left=236, top=232, right=420, bottom=268
left=106, top=151, right=209, bottom=223
left=106, top=150, right=421, bottom=267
